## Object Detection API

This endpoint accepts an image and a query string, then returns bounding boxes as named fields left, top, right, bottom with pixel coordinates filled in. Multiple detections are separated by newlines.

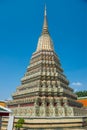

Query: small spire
left=42, top=5, right=49, bottom=35
left=44, top=4, right=46, bottom=16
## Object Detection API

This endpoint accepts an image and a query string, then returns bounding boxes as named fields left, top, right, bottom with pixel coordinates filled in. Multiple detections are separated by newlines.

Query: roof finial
left=42, top=4, right=49, bottom=35
left=44, top=4, right=46, bottom=16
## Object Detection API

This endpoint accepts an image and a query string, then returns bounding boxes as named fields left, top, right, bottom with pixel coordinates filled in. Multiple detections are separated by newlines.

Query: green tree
left=15, top=118, right=24, bottom=130
left=75, top=90, right=87, bottom=97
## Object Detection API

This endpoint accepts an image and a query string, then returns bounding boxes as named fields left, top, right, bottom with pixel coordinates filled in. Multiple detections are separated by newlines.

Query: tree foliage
left=15, top=118, right=24, bottom=130
left=75, top=90, right=87, bottom=97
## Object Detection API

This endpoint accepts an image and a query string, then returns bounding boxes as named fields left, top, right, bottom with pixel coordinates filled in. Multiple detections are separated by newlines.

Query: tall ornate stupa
left=7, top=6, right=87, bottom=117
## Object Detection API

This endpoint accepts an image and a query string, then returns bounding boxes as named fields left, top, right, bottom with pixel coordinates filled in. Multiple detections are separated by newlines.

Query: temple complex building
left=0, top=101, right=6, bottom=107
left=7, top=6, right=87, bottom=117
left=77, top=97, right=87, bottom=110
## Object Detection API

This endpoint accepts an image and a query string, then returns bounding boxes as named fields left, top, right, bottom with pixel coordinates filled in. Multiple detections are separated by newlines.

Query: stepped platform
left=1, top=116, right=87, bottom=130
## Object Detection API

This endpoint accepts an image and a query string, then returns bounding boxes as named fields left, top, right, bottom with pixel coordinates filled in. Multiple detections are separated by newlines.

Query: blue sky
left=0, top=0, right=87, bottom=100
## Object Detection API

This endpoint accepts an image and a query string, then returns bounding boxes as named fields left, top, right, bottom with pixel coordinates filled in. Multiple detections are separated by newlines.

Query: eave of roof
left=78, top=96, right=87, bottom=99
left=0, top=105, right=12, bottom=113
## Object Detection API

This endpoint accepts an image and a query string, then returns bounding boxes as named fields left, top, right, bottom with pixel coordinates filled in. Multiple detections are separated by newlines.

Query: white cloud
left=71, top=82, right=82, bottom=86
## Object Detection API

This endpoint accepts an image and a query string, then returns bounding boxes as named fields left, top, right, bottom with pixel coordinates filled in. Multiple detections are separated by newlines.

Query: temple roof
left=0, top=105, right=11, bottom=116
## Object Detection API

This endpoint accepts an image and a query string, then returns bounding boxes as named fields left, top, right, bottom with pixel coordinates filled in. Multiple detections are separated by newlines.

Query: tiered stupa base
left=8, top=97, right=87, bottom=117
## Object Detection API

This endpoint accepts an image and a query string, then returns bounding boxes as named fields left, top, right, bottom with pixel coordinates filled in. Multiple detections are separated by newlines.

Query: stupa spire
left=44, top=4, right=47, bottom=16
left=42, top=5, right=49, bottom=34
left=36, top=5, right=54, bottom=51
